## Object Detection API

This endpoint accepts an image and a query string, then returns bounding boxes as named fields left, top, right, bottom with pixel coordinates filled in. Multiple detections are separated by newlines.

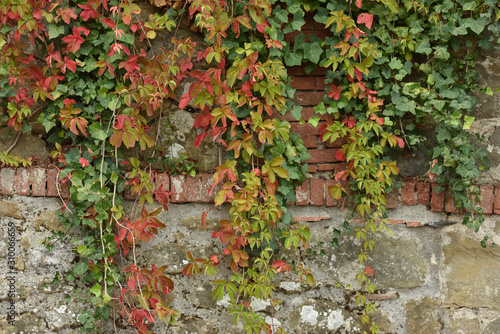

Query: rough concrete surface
left=1, top=196, right=500, bottom=333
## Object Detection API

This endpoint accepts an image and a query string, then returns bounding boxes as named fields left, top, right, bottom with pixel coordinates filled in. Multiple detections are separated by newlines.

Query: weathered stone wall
left=1, top=3, right=500, bottom=333
left=2, top=186, right=500, bottom=333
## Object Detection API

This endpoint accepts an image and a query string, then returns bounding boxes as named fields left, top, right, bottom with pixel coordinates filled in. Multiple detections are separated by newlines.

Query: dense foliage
left=0, top=0, right=498, bottom=333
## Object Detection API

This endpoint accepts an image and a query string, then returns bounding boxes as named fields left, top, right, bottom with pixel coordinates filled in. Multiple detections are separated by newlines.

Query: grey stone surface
left=483, top=317, right=500, bottom=334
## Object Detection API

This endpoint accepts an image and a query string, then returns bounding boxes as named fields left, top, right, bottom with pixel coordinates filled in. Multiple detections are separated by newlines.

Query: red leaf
left=194, top=132, right=208, bottom=148
left=328, top=85, right=342, bottom=100
left=357, top=13, right=373, bottom=30
left=179, top=93, right=190, bottom=109
left=334, top=149, right=346, bottom=161
left=201, top=211, right=207, bottom=229
left=128, top=275, right=135, bottom=290
left=101, top=17, right=115, bottom=28
left=396, top=136, right=404, bottom=148
left=355, top=0, right=363, bottom=8
left=272, top=260, right=285, bottom=268
left=79, top=157, right=89, bottom=167
left=78, top=4, right=100, bottom=21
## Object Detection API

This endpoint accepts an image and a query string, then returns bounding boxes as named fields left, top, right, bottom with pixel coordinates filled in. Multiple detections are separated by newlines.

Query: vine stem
left=5, top=130, right=22, bottom=154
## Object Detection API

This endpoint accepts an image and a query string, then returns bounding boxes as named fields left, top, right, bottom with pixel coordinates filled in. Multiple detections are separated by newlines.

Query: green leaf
left=463, top=116, right=475, bottom=130
left=47, top=23, right=65, bottom=39
left=290, top=105, right=303, bottom=120
left=73, top=262, right=88, bottom=276
left=304, top=42, right=323, bottom=64
left=90, top=283, right=102, bottom=297
left=416, top=39, right=432, bottom=55
left=285, top=52, right=303, bottom=66
left=388, top=58, right=403, bottom=70
left=89, top=123, right=109, bottom=141
left=464, top=15, right=490, bottom=34
left=291, top=11, right=306, bottom=30
left=274, top=9, right=289, bottom=23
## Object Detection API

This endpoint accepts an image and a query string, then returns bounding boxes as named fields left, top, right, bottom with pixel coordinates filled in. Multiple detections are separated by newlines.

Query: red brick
left=324, top=136, right=346, bottom=148
left=154, top=173, right=170, bottom=202
left=201, top=173, right=216, bottom=203
left=431, top=184, right=445, bottom=212
left=495, top=185, right=500, bottom=214
left=155, top=173, right=170, bottom=191
left=387, top=219, right=405, bottom=224
left=293, top=92, right=325, bottom=106
left=303, top=16, right=314, bottom=30
left=446, top=194, right=460, bottom=213
left=385, top=189, right=399, bottom=209
left=171, top=175, right=186, bottom=203
left=302, top=135, right=318, bottom=148
left=316, top=77, right=327, bottom=91
left=291, top=77, right=315, bottom=90
left=186, top=175, right=201, bottom=202
left=295, top=181, right=309, bottom=206
left=314, top=21, right=326, bottom=30
left=318, top=164, right=335, bottom=171
left=479, top=185, right=494, bottom=214
left=416, top=182, right=430, bottom=206
left=334, top=163, right=347, bottom=173
left=406, top=221, right=422, bottom=227
left=46, top=169, right=58, bottom=197
left=0, top=168, right=15, bottom=195
left=309, top=178, right=324, bottom=206
left=308, top=165, right=317, bottom=173
left=287, top=65, right=307, bottom=76
left=401, top=182, right=415, bottom=206
left=60, top=178, right=70, bottom=199
left=15, top=168, right=30, bottom=196
left=31, top=168, right=46, bottom=197
left=325, top=179, right=338, bottom=207
left=305, top=149, right=340, bottom=163
left=291, top=122, right=320, bottom=137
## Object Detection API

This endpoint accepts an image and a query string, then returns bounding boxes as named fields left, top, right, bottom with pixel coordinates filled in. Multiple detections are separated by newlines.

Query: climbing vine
left=0, top=0, right=499, bottom=333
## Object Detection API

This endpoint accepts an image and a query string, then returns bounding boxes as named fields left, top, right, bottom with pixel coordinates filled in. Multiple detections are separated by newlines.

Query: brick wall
left=1, top=168, right=497, bottom=218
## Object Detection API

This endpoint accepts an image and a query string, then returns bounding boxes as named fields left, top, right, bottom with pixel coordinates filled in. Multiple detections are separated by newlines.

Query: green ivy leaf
left=285, top=52, right=303, bottom=66
left=73, top=262, right=88, bottom=276
left=464, top=15, right=491, bottom=34
left=47, top=23, right=65, bottom=39
left=416, top=39, right=432, bottom=55
left=90, top=283, right=102, bottom=297
left=304, top=42, right=324, bottom=64
left=388, top=58, right=403, bottom=70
